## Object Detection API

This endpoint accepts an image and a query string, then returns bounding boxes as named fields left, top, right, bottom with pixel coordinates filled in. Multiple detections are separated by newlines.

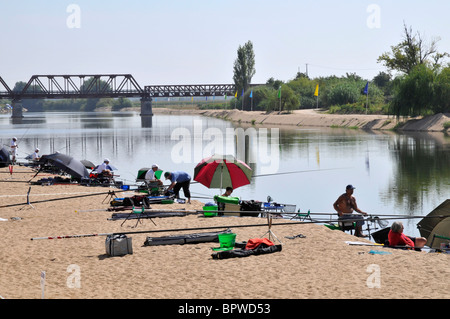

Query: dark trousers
left=174, top=180, right=191, bottom=199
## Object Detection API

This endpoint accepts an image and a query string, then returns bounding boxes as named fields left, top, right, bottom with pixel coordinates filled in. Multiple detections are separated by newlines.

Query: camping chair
left=338, top=219, right=356, bottom=235
left=136, top=169, right=165, bottom=195
left=120, top=206, right=157, bottom=228
left=290, top=209, right=311, bottom=221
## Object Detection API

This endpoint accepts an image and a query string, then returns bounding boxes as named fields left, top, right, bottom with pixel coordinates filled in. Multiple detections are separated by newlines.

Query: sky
left=0, top=0, right=449, bottom=88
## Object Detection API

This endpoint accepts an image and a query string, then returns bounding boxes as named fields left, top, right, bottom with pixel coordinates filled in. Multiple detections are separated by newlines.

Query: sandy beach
left=0, top=166, right=448, bottom=300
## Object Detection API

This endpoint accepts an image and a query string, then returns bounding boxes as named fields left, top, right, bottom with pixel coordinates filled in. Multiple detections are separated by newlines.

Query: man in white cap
left=96, top=158, right=112, bottom=175
left=32, top=148, right=40, bottom=161
left=10, top=137, right=18, bottom=163
left=145, top=164, right=162, bottom=185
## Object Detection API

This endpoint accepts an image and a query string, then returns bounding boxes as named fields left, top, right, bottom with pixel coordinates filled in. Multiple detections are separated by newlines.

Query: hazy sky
left=1, top=0, right=449, bottom=88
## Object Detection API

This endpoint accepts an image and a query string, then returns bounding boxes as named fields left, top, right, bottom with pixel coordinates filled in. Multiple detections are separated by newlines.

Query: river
left=1, top=111, right=449, bottom=238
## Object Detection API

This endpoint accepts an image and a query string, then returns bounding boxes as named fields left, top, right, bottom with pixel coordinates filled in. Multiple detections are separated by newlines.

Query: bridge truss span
left=19, top=74, right=146, bottom=99
left=144, top=84, right=236, bottom=98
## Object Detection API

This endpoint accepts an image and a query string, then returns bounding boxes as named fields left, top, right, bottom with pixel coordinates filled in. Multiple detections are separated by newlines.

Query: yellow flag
left=234, top=91, right=237, bottom=98
left=314, top=84, right=319, bottom=97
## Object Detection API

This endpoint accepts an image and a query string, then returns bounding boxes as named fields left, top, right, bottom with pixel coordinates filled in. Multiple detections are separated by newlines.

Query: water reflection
left=384, top=133, right=450, bottom=214
left=0, top=111, right=448, bottom=237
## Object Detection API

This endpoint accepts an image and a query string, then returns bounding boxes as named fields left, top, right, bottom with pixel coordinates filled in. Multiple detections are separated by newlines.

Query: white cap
left=151, top=164, right=159, bottom=168
left=104, top=158, right=110, bottom=162
left=35, top=148, right=39, bottom=151
left=12, top=137, right=17, bottom=140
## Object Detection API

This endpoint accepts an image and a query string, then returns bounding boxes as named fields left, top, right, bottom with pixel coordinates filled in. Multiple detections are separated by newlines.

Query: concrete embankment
left=153, top=108, right=450, bottom=132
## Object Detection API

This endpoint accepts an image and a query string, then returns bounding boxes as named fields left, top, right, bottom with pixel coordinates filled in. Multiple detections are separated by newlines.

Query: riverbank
left=152, top=107, right=450, bottom=132
left=0, top=166, right=448, bottom=300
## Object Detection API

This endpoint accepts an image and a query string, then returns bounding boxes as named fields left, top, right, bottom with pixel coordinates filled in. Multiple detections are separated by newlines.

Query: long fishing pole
left=29, top=211, right=450, bottom=241
left=27, top=215, right=393, bottom=241
left=251, top=167, right=351, bottom=178
left=0, top=189, right=133, bottom=209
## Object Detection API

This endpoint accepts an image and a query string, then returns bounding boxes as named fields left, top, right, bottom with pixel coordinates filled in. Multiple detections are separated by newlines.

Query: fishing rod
left=29, top=212, right=449, bottom=241
left=187, top=167, right=350, bottom=186
left=29, top=211, right=416, bottom=241
left=251, top=167, right=351, bottom=179
left=30, top=218, right=330, bottom=241
left=203, top=210, right=449, bottom=220
left=0, top=188, right=134, bottom=209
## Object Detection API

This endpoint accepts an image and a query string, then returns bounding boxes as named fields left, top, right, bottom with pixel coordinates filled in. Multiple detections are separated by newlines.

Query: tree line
left=231, top=24, right=449, bottom=117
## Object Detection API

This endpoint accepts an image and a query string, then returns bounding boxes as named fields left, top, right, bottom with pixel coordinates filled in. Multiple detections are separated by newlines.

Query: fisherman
left=95, top=158, right=114, bottom=184
left=222, top=186, right=233, bottom=197
left=164, top=171, right=191, bottom=204
left=10, top=137, right=18, bottom=163
left=96, top=158, right=112, bottom=175
left=333, top=184, right=368, bottom=237
left=32, top=148, right=40, bottom=161
left=145, top=164, right=162, bottom=185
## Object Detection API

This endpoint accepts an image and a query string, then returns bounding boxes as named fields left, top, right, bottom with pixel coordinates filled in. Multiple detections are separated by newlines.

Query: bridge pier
left=140, top=96, right=153, bottom=128
left=140, top=97, right=153, bottom=117
left=11, top=99, right=24, bottom=118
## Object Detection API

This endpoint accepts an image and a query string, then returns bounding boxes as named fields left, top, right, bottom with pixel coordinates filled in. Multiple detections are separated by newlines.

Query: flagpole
left=314, top=84, right=319, bottom=109
left=366, top=93, right=368, bottom=115
left=365, top=82, right=369, bottom=115
left=278, top=86, right=281, bottom=112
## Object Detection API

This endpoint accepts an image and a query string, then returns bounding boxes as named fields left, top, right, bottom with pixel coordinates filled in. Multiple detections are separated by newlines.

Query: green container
left=161, top=199, right=174, bottom=204
left=218, top=233, right=236, bottom=249
left=215, top=196, right=240, bottom=205
left=203, top=205, right=218, bottom=217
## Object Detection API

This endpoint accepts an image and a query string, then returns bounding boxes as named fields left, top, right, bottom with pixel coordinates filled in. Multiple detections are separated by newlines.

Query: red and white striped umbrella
left=193, top=154, right=252, bottom=190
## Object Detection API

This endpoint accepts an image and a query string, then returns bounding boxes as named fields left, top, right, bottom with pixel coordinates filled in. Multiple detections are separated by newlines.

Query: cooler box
left=223, top=203, right=241, bottom=216
left=215, top=196, right=241, bottom=216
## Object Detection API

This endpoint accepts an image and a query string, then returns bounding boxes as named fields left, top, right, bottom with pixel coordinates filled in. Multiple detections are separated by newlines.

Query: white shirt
left=32, top=151, right=40, bottom=160
left=144, top=169, right=156, bottom=180
left=10, top=140, right=17, bottom=154
left=97, top=162, right=109, bottom=173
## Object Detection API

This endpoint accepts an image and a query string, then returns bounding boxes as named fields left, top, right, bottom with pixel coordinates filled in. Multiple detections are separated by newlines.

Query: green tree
left=287, top=77, right=316, bottom=109
left=233, top=41, right=256, bottom=95
left=79, top=77, right=112, bottom=111
left=13, top=81, right=44, bottom=112
left=327, top=82, right=360, bottom=105
left=432, top=66, right=450, bottom=113
left=389, top=64, right=435, bottom=117
left=377, top=23, right=449, bottom=74
left=112, top=97, right=133, bottom=111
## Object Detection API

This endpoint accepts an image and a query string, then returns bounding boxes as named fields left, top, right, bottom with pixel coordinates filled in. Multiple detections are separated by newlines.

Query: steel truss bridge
left=0, top=74, right=257, bottom=118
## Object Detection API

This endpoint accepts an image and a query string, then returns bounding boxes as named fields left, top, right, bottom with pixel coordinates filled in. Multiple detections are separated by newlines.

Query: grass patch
left=443, top=121, right=450, bottom=130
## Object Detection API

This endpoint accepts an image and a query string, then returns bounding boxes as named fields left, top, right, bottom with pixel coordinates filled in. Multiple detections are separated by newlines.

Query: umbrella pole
left=220, top=163, right=223, bottom=195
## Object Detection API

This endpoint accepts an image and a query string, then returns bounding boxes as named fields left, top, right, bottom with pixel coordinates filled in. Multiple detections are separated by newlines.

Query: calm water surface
left=1, top=111, right=449, bottom=237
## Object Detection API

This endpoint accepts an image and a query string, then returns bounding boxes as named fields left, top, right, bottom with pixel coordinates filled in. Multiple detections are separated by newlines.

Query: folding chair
left=290, top=209, right=311, bottom=221
left=137, top=169, right=165, bottom=195
left=338, top=219, right=356, bottom=235
left=120, top=206, right=157, bottom=228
